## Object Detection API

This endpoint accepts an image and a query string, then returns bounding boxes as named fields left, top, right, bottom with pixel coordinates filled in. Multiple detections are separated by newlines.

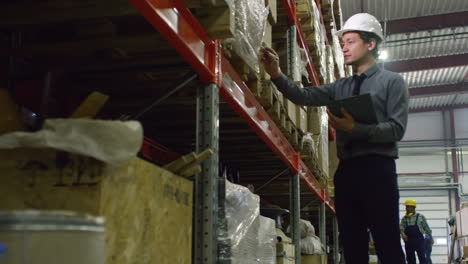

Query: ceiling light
left=379, top=50, right=389, bottom=60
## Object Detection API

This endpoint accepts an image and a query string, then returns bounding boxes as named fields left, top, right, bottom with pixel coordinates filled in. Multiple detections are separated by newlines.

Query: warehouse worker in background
left=260, top=13, right=408, bottom=263
left=400, top=199, right=433, bottom=264
left=425, top=234, right=433, bottom=264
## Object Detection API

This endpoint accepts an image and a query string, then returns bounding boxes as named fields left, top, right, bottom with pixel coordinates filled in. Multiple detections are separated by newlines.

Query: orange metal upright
left=129, top=0, right=334, bottom=211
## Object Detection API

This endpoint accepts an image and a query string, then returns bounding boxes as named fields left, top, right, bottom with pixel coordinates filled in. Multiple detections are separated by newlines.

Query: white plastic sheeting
left=223, top=0, right=269, bottom=74
left=219, top=180, right=277, bottom=263
left=0, top=119, right=143, bottom=165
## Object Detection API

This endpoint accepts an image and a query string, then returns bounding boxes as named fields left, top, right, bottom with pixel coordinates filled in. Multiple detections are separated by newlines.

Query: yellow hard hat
left=405, top=199, right=417, bottom=207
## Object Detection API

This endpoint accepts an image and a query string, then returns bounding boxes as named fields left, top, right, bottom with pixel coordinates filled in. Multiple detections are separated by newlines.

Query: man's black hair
left=355, top=31, right=382, bottom=58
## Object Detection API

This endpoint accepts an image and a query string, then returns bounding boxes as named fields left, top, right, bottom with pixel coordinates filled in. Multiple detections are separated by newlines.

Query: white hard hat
left=336, top=13, right=383, bottom=41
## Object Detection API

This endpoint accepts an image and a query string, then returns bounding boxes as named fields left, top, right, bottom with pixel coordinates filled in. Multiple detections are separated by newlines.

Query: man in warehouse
left=400, top=199, right=434, bottom=264
left=260, top=13, right=408, bottom=263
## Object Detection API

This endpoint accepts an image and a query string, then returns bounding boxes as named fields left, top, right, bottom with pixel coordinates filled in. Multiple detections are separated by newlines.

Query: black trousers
left=334, top=155, right=406, bottom=264
left=405, top=241, right=427, bottom=264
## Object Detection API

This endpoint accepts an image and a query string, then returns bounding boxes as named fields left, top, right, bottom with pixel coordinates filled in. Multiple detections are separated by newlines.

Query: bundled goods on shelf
left=275, top=39, right=306, bottom=83
left=328, top=139, right=338, bottom=197
left=0, top=120, right=193, bottom=264
left=183, top=0, right=235, bottom=39
left=312, top=132, right=329, bottom=186
left=277, top=242, right=295, bottom=264
left=306, top=106, right=329, bottom=181
left=331, top=28, right=346, bottom=79
left=325, top=45, right=336, bottom=84
left=331, top=0, right=344, bottom=32
left=286, top=219, right=325, bottom=263
left=221, top=0, right=269, bottom=82
left=219, top=180, right=277, bottom=263
left=299, top=1, right=326, bottom=83
left=320, top=2, right=334, bottom=41
left=296, top=105, right=308, bottom=134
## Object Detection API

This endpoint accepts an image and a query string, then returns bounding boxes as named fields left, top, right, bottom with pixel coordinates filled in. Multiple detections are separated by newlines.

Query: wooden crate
left=0, top=149, right=193, bottom=264
left=197, top=7, right=235, bottom=39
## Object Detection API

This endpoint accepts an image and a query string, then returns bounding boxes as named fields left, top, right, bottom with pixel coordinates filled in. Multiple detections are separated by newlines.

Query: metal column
left=194, top=83, right=220, bottom=264
left=290, top=173, right=301, bottom=264
left=333, top=216, right=340, bottom=263
left=319, top=202, right=327, bottom=257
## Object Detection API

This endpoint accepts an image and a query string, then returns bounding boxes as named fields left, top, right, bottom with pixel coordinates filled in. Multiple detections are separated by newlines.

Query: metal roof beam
left=384, top=11, right=468, bottom=35
left=409, top=83, right=468, bottom=97
left=410, top=104, right=468, bottom=113
left=381, top=53, right=468, bottom=72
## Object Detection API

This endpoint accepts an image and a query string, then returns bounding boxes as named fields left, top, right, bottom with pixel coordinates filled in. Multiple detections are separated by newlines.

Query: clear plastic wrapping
left=326, top=45, right=336, bottom=84
left=310, top=0, right=327, bottom=81
left=219, top=180, right=277, bottom=263
left=224, top=0, right=269, bottom=74
left=298, top=47, right=309, bottom=81
left=331, top=28, right=346, bottom=78
left=287, top=219, right=325, bottom=255
left=0, top=119, right=143, bottom=165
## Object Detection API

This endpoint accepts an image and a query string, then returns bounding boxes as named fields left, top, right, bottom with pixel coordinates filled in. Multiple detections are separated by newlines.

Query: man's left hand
left=328, top=108, right=355, bottom=132
left=430, top=237, right=434, bottom=245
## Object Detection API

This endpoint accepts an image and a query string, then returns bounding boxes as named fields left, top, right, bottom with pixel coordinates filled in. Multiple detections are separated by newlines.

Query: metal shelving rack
left=128, top=0, right=338, bottom=263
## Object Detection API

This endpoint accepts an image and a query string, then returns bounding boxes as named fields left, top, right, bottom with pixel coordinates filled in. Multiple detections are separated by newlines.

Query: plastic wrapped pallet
left=287, top=220, right=325, bottom=255
left=307, top=106, right=328, bottom=136
left=219, top=180, right=277, bottom=264
left=223, top=0, right=269, bottom=74
left=312, top=132, right=329, bottom=179
left=310, top=0, right=327, bottom=81
left=325, top=45, right=336, bottom=84
left=331, top=28, right=346, bottom=78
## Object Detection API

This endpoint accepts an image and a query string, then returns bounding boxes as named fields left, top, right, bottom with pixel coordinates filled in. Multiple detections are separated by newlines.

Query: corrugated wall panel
left=400, top=66, right=468, bottom=88
left=401, top=110, right=444, bottom=140
left=454, top=108, right=468, bottom=138
left=342, top=0, right=468, bottom=21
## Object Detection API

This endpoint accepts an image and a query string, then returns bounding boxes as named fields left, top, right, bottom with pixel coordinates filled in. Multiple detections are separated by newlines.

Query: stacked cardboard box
left=307, top=106, right=329, bottom=181
left=0, top=149, right=193, bottom=264
left=277, top=242, right=295, bottom=264
left=302, top=255, right=327, bottom=264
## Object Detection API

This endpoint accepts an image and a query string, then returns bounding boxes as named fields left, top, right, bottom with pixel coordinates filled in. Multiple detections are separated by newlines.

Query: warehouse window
left=435, top=237, right=447, bottom=245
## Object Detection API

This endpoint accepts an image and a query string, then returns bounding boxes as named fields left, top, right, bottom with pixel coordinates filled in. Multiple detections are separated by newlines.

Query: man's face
left=341, top=32, right=374, bottom=65
left=406, top=205, right=416, bottom=214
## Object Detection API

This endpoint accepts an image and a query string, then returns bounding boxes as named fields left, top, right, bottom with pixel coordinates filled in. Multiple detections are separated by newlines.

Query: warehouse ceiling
left=341, top=0, right=468, bottom=112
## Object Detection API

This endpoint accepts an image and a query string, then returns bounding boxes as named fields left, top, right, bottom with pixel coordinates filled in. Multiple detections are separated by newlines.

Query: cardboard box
left=0, top=149, right=193, bottom=264
left=302, top=255, right=327, bottom=264
left=328, top=139, right=339, bottom=177
left=307, top=106, right=328, bottom=135
left=284, top=99, right=297, bottom=127
left=277, top=242, right=295, bottom=258
left=313, top=132, right=329, bottom=179
left=277, top=257, right=295, bottom=264
left=296, top=106, right=307, bottom=133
